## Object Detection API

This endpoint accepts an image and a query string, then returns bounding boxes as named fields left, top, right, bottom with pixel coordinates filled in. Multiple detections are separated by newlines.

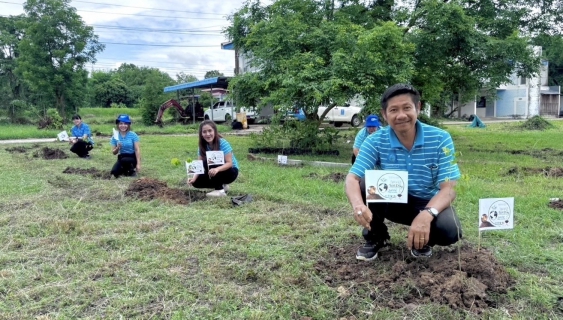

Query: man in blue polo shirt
left=351, top=115, right=380, bottom=164
left=345, top=84, right=462, bottom=261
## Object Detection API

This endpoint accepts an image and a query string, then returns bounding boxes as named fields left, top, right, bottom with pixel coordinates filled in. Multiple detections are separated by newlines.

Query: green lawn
left=0, top=108, right=232, bottom=140
left=0, top=121, right=563, bottom=319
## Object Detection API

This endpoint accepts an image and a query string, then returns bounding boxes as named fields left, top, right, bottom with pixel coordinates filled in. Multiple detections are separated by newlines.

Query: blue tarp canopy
left=163, top=76, right=230, bottom=93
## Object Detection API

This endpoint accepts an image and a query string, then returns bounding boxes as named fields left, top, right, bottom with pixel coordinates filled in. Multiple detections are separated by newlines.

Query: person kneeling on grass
left=69, top=114, right=94, bottom=159
left=110, top=114, right=141, bottom=178
left=187, top=120, right=239, bottom=197
left=345, top=83, right=463, bottom=261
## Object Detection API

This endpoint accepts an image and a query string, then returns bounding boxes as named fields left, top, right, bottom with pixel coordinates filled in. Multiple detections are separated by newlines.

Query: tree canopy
left=227, top=0, right=561, bottom=116
left=17, top=0, right=104, bottom=120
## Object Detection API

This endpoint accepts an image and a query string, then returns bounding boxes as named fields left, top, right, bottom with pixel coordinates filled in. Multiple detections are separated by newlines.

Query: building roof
left=163, top=77, right=230, bottom=93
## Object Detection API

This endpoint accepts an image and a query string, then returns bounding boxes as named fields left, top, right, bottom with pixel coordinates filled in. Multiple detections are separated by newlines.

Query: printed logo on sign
left=376, top=173, right=405, bottom=200
left=487, top=200, right=511, bottom=226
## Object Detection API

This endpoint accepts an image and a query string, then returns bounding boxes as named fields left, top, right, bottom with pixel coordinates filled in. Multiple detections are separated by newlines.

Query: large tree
left=228, top=0, right=559, bottom=117
left=227, top=0, right=414, bottom=120
left=17, top=0, right=104, bottom=120
left=0, top=15, right=27, bottom=121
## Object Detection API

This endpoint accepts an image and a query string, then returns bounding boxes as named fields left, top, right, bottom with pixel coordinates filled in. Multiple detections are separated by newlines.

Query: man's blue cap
left=365, top=115, right=380, bottom=128
left=115, top=114, right=132, bottom=124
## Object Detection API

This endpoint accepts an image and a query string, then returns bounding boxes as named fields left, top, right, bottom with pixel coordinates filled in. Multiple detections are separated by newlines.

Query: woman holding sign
left=187, top=120, right=239, bottom=197
left=110, top=114, right=141, bottom=178
left=69, top=114, right=94, bottom=159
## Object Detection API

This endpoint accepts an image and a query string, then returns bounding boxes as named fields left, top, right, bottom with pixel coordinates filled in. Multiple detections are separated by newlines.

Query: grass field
left=1, top=120, right=563, bottom=319
left=0, top=108, right=233, bottom=140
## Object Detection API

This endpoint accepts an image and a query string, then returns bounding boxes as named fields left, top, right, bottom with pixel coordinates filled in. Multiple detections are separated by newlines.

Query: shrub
left=38, top=109, right=64, bottom=130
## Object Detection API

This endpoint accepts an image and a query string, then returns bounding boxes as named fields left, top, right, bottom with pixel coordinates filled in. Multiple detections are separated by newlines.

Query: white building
left=454, top=47, right=561, bottom=118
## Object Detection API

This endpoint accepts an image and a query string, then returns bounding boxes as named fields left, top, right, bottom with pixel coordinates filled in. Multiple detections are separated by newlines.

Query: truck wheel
left=204, top=115, right=210, bottom=120
left=334, top=122, right=343, bottom=127
left=225, top=114, right=232, bottom=122
left=351, top=115, right=361, bottom=127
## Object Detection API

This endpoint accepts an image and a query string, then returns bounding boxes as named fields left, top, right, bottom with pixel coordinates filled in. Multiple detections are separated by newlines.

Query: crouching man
left=345, top=84, right=463, bottom=261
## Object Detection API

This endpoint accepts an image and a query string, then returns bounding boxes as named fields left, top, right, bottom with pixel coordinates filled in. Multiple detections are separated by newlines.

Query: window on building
left=477, top=97, right=486, bottom=108
left=519, top=77, right=527, bottom=85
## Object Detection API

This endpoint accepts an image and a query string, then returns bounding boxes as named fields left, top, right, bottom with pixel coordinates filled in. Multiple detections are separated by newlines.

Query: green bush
left=38, top=108, right=64, bottom=130
left=250, top=120, right=339, bottom=151
left=418, top=113, right=443, bottom=128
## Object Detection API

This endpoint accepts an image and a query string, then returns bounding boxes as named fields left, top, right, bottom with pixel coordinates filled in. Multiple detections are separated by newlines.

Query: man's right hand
left=353, top=204, right=372, bottom=230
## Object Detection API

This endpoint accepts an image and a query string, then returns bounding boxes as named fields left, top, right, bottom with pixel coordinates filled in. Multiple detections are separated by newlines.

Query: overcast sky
left=2, top=0, right=272, bottom=81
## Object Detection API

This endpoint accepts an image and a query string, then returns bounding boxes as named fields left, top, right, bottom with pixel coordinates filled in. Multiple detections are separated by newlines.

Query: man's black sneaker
left=356, top=240, right=387, bottom=261
left=411, top=245, right=433, bottom=258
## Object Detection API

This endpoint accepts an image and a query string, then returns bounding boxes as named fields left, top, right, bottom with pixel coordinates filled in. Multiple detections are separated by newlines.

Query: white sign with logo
left=112, top=128, right=120, bottom=141
left=186, top=160, right=205, bottom=175
left=479, top=197, right=514, bottom=230
left=365, top=170, right=408, bottom=203
left=277, top=155, right=288, bottom=165
left=57, top=131, right=69, bottom=142
left=206, top=151, right=225, bottom=165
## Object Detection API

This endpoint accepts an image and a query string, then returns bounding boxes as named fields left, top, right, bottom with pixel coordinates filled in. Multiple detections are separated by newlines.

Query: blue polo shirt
left=198, top=138, right=239, bottom=169
left=71, top=123, right=94, bottom=144
left=111, top=131, right=139, bottom=154
left=350, top=120, right=460, bottom=200
left=353, top=127, right=372, bottom=149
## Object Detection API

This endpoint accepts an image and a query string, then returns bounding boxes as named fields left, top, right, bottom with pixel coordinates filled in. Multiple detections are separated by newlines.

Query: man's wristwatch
left=424, top=207, right=439, bottom=219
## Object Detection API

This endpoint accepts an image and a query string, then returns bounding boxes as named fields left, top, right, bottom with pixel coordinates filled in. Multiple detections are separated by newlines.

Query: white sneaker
left=206, top=189, right=227, bottom=197
left=222, top=184, right=230, bottom=193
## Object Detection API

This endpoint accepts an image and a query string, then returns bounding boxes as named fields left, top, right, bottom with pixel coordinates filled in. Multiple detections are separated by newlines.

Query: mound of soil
left=304, top=172, right=347, bottom=183
left=33, top=147, right=68, bottom=160
left=506, top=166, right=563, bottom=178
left=124, top=178, right=206, bottom=205
left=63, top=167, right=112, bottom=180
left=314, top=242, right=513, bottom=314
left=5, top=146, right=31, bottom=153
left=548, top=199, right=563, bottom=210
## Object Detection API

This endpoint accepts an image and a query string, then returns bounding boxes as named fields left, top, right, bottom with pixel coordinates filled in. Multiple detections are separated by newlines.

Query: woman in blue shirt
left=110, top=114, right=141, bottom=178
left=187, top=120, right=239, bottom=197
left=69, top=114, right=94, bottom=158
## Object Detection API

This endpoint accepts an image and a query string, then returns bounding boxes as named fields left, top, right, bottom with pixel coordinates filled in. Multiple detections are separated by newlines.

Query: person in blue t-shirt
left=187, top=120, right=239, bottom=197
left=345, top=84, right=462, bottom=261
left=351, top=114, right=381, bottom=164
left=69, top=114, right=94, bottom=159
left=110, top=114, right=141, bottom=178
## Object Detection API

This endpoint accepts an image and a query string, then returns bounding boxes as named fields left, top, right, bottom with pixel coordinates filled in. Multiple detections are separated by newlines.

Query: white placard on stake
left=206, top=151, right=225, bottom=165
left=365, top=170, right=408, bottom=203
left=478, top=197, right=514, bottom=230
left=186, top=160, right=205, bottom=175
left=277, top=155, right=288, bottom=165
left=57, top=131, right=69, bottom=141
left=112, top=128, right=120, bottom=141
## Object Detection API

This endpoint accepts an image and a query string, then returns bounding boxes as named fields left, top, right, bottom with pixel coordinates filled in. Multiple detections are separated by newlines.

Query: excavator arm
left=155, top=99, right=189, bottom=124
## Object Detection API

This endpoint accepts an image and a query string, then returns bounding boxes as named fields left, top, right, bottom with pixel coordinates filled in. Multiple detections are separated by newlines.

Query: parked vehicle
left=203, top=101, right=257, bottom=123
left=317, top=104, right=363, bottom=127
left=155, top=99, right=205, bottom=125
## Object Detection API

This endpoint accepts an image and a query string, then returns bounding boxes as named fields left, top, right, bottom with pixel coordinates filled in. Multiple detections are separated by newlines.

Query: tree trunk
left=56, top=90, right=66, bottom=121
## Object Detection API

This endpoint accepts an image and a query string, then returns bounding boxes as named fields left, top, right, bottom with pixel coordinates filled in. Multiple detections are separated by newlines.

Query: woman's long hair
left=198, top=120, right=222, bottom=158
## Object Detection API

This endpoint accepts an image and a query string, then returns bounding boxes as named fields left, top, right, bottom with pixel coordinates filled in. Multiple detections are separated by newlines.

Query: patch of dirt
left=469, top=147, right=563, bottom=161
left=506, top=166, right=563, bottom=178
left=314, top=242, right=513, bottom=314
left=304, top=172, right=347, bottom=183
left=63, top=167, right=112, bottom=180
left=124, top=178, right=206, bottom=205
left=548, top=200, right=563, bottom=210
left=33, top=147, right=68, bottom=160
left=5, top=146, right=32, bottom=153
